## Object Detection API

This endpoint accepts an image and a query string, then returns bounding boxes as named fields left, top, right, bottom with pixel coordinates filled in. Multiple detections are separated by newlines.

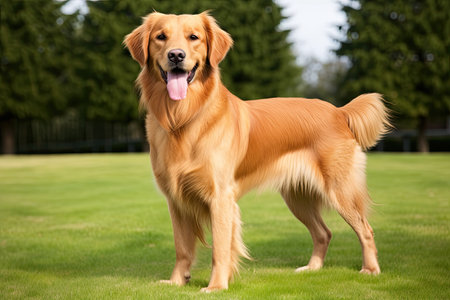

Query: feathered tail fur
left=341, top=93, right=392, bottom=150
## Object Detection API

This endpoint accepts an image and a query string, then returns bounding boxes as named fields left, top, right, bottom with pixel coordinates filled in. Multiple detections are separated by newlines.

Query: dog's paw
left=159, top=280, right=177, bottom=285
left=159, top=279, right=186, bottom=286
left=360, top=267, right=380, bottom=275
left=295, top=266, right=311, bottom=273
left=295, top=264, right=321, bottom=273
left=159, top=272, right=191, bottom=286
left=200, top=286, right=227, bottom=293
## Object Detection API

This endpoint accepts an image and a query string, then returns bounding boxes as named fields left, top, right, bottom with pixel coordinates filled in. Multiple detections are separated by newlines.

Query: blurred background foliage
left=335, top=0, right=450, bottom=152
left=0, top=0, right=449, bottom=154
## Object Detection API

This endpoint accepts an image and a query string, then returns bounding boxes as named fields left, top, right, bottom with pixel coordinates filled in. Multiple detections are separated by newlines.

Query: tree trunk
left=0, top=119, right=16, bottom=155
left=417, top=116, right=429, bottom=153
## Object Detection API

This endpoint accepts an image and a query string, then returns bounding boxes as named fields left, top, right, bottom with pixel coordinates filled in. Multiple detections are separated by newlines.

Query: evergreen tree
left=301, top=58, right=348, bottom=103
left=209, top=0, right=302, bottom=99
left=0, top=0, right=77, bottom=154
left=336, top=0, right=450, bottom=152
left=74, top=0, right=155, bottom=122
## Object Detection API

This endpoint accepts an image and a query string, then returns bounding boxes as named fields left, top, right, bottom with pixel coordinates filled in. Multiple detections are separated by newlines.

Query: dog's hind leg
left=327, top=148, right=380, bottom=274
left=281, top=189, right=332, bottom=272
left=332, top=189, right=380, bottom=274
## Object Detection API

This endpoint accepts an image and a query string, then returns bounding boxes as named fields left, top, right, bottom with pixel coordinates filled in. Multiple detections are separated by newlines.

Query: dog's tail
left=340, top=93, right=392, bottom=150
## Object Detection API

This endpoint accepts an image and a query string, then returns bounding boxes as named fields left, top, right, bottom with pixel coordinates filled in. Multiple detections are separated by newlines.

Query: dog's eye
left=190, top=34, right=199, bottom=40
left=156, top=33, right=167, bottom=41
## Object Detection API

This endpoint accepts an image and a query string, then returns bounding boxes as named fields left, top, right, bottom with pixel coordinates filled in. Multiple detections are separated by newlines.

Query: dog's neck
left=138, top=66, right=224, bottom=134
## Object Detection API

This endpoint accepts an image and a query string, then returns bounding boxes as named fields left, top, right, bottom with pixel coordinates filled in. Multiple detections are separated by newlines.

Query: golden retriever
left=124, top=12, right=390, bottom=292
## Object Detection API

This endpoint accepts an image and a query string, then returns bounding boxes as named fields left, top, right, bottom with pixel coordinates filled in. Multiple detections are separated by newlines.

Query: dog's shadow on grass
left=242, top=230, right=362, bottom=271
left=12, top=224, right=444, bottom=282
left=10, top=228, right=357, bottom=281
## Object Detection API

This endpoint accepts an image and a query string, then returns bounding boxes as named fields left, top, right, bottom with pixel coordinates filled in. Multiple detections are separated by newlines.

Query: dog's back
left=235, top=94, right=390, bottom=194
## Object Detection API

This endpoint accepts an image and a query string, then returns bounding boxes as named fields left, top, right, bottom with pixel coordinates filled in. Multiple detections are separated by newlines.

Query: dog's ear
left=201, top=13, right=233, bottom=68
left=124, top=13, right=159, bottom=67
left=124, top=23, right=149, bottom=67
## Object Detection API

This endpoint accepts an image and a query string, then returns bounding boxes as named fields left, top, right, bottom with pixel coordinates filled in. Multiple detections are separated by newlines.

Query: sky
left=62, top=0, right=347, bottom=62
left=276, top=0, right=347, bottom=62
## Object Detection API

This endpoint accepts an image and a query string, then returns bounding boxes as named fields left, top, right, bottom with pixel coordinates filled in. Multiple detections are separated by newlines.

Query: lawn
left=0, top=153, right=449, bottom=299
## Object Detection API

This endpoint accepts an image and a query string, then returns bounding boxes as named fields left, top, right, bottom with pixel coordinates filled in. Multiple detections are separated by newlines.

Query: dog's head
left=124, top=12, right=232, bottom=101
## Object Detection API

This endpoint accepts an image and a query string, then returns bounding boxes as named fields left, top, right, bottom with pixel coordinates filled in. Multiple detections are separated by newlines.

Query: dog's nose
left=168, top=49, right=186, bottom=64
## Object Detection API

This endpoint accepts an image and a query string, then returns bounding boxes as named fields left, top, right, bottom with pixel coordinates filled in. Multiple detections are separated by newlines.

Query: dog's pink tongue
left=167, top=71, right=188, bottom=100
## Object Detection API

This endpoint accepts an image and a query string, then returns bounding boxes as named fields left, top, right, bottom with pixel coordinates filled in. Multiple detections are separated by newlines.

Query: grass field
left=0, top=153, right=449, bottom=299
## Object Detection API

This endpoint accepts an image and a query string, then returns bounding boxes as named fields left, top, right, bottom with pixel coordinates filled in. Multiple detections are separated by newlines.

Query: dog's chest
left=151, top=142, right=217, bottom=204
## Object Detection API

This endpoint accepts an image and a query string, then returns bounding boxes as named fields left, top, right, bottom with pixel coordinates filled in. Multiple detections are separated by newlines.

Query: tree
left=209, top=0, right=303, bottom=99
left=73, top=1, right=155, bottom=122
left=301, top=57, right=348, bottom=104
left=336, top=0, right=450, bottom=152
left=0, top=1, right=77, bottom=154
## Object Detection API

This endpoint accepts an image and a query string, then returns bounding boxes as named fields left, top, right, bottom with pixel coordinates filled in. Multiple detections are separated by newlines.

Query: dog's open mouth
left=159, top=64, right=198, bottom=100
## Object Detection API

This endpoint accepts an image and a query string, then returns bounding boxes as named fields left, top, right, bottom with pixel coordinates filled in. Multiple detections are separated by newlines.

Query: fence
left=376, top=129, right=450, bottom=152
left=8, top=118, right=450, bottom=154
left=14, top=118, right=146, bottom=154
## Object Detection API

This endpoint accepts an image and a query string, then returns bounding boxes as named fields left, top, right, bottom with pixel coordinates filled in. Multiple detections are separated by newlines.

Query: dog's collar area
left=158, top=64, right=198, bottom=84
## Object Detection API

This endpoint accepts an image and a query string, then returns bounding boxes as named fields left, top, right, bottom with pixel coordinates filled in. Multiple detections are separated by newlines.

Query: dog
left=124, top=12, right=390, bottom=292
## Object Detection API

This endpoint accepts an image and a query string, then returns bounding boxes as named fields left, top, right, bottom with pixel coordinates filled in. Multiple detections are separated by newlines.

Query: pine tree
left=212, top=0, right=302, bottom=99
left=0, top=0, right=77, bottom=154
left=336, top=0, right=450, bottom=152
left=74, top=0, right=155, bottom=122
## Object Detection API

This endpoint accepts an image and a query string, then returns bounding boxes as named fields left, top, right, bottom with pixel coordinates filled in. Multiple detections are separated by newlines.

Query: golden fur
left=124, top=12, right=391, bottom=292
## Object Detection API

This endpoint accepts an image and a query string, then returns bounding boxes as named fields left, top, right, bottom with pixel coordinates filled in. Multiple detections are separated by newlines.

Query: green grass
left=0, top=153, right=449, bottom=299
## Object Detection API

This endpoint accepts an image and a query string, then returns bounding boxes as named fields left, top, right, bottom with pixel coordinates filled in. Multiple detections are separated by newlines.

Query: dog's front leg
left=160, top=199, right=196, bottom=286
left=201, top=197, right=234, bottom=292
